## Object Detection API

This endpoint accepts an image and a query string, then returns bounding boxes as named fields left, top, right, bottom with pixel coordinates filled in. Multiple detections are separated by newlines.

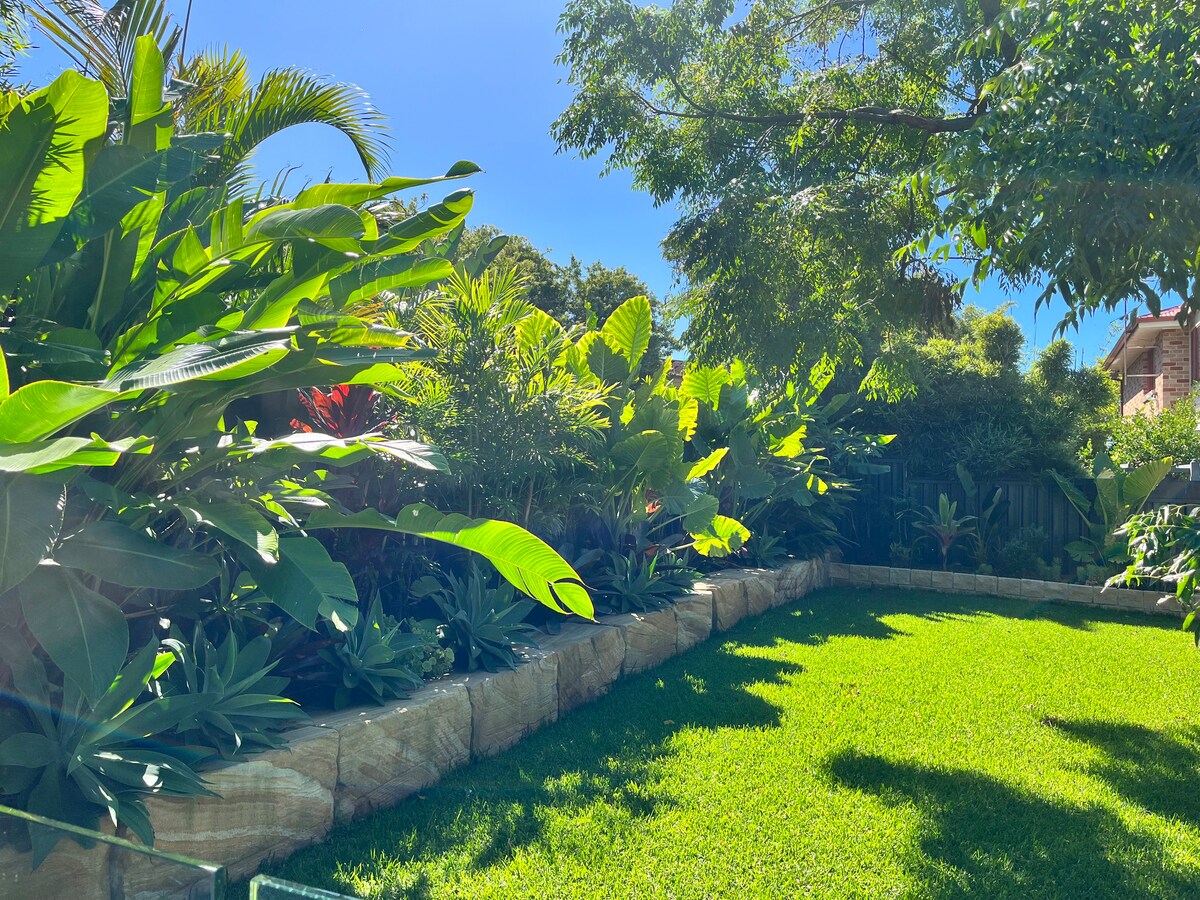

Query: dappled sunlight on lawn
left=247, top=588, right=1200, bottom=899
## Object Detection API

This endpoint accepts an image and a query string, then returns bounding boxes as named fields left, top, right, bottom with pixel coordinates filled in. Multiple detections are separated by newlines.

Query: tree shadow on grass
left=249, top=589, right=1187, bottom=898
left=255, top=643, right=806, bottom=896
left=1047, top=718, right=1200, bottom=828
left=827, top=748, right=1200, bottom=899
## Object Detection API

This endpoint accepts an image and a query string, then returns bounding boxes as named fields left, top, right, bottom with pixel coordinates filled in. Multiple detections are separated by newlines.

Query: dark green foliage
left=161, top=627, right=304, bottom=759
left=995, top=526, right=1055, bottom=580
left=1108, top=390, right=1200, bottom=469
left=414, top=567, right=536, bottom=673
left=858, top=308, right=1118, bottom=478
left=589, top=550, right=697, bottom=613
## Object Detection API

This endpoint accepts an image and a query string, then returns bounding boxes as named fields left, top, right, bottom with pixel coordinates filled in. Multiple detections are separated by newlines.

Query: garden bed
left=7, top=560, right=825, bottom=894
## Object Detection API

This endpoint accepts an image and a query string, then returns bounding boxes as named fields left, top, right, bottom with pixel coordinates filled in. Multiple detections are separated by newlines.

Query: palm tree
left=29, top=0, right=389, bottom=188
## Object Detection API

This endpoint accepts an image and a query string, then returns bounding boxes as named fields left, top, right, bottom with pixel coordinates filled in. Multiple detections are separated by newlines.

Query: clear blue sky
left=23, top=0, right=1121, bottom=364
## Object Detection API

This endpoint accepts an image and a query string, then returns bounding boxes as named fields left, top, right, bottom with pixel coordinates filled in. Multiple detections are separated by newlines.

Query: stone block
left=0, top=836, right=109, bottom=899
left=673, top=591, right=714, bottom=652
left=1042, top=580, right=1070, bottom=603
left=1021, top=579, right=1050, bottom=602
left=777, top=560, right=816, bottom=600
left=540, top=623, right=625, bottom=714
left=951, top=572, right=977, bottom=593
left=1067, top=583, right=1096, bottom=606
left=694, top=573, right=750, bottom=631
left=867, top=566, right=891, bottom=586
left=321, top=682, right=471, bottom=823
left=740, top=569, right=778, bottom=616
left=827, top=562, right=850, bottom=586
left=908, top=568, right=934, bottom=589
left=996, top=577, right=1023, bottom=598
left=453, top=650, right=559, bottom=758
left=889, top=567, right=912, bottom=587
left=975, top=574, right=999, bottom=596
left=929, top=570, right=955, bottom=592
left=132, top=725, right=339, bottom=884
left=604, top=607, right=679, bottom=675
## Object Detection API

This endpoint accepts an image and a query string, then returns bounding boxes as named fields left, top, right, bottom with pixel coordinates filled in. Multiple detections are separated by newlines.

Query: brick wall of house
left=1161, top=328, right=1193, bottom=407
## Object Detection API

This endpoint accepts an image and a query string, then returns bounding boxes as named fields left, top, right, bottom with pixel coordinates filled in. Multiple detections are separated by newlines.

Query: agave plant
left=414, top=566, right=536, bottom=672
left=160, top=626, right=304, bottom=760
left=317, top=599, right=433, bottom=709
left=0, top=636, right=212, bottom=863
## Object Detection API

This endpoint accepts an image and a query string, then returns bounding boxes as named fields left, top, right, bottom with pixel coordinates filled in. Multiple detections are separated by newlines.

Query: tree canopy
left=554, top=0, right=1200, bottom=376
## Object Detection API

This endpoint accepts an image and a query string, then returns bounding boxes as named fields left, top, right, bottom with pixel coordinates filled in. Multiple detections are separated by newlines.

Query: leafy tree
left=857, top=308, right=1118, bottom=477
left=554, top=0, right=1200, bottom=374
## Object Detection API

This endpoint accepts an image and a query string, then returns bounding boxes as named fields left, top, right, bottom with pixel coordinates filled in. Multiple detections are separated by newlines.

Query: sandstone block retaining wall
left=18, top=558, right=828, bottom=895
left=828, top=562, right=1184, bottom=616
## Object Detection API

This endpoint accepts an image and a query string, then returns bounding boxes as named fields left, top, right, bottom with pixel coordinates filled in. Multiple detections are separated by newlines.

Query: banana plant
left=1050, top=452, right=1173, bottom=568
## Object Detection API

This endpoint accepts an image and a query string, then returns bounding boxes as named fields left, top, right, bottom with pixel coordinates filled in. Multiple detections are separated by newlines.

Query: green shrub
left=996, top=526, right=1055, bottom=579
left=1108, top=389, right=1200, bottom=468
left=413, top=567, right=537, bottom=672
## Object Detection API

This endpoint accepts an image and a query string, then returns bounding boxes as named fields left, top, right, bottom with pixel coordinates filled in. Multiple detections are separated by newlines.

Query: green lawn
left=251, top=589, right=1200, bottom=898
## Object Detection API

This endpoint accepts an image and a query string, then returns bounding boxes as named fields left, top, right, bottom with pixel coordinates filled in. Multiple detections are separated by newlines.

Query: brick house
left=1104, top=305, right=1197, bottom=416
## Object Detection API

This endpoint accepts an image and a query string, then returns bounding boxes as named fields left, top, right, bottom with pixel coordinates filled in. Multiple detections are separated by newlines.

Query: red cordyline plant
left=291, top=385, right=394, bottom=437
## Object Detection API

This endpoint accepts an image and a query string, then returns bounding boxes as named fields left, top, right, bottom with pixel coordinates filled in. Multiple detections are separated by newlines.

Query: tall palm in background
left=28, top=0, right=389, bottom=189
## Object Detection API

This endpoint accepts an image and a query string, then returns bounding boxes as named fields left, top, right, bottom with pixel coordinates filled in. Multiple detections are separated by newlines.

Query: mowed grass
left=249, top=589, right=1200, bottom=899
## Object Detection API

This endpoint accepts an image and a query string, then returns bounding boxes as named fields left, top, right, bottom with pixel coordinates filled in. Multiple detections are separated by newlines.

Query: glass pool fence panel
left=248, top=874, right=355, bottom=898
left=0, top=802, right=226, bottom=899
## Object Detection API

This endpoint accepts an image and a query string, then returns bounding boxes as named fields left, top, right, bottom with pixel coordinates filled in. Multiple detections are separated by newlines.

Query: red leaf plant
left=291, top=385, right=394, bottom=438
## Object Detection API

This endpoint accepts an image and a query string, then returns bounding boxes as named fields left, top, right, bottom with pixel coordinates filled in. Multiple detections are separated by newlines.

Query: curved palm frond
left=181, top=52, right=390, bottom=191
left=31, top=0, right=179, bottom=97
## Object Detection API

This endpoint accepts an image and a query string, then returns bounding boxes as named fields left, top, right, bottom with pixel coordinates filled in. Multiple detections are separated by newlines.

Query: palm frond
left=200, top=64, right=390, bottom=190
left=31, top=0, right=179, bottom=97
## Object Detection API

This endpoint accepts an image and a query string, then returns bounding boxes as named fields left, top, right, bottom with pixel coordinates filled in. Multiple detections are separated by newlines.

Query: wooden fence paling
left=850, top=460, right=1200, bottom=567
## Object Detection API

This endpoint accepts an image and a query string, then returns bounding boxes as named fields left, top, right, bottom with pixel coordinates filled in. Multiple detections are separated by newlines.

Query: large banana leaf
left=306, top=506, right=594, bottom=619
left=0, top=381, right=127, bottom=442
left=56, top=520, right=219, bottom=590
left=0, top=475, right=65, bottom=594
left=289, top=161, right=481, bottom=209
left=19, top=563, right=129, bottom=703
left=601, top=295, right=652, bottom=372
left=0, top=435, right=147, bottom=474
left=0, top=70, right=109, bottom=294
left=245, top=536, right=359, bottom=631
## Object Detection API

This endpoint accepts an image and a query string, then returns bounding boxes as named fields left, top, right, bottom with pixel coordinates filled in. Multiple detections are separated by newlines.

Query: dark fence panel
left=848, top=460, right=1200, bottom=567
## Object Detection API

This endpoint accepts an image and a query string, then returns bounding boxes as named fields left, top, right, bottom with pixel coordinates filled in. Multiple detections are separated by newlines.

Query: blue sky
left=24, top=0, right=1120, bottom=363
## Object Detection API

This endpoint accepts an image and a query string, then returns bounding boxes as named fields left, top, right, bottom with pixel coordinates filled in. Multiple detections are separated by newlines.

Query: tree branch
left=635, top=89, right=980, bottom=134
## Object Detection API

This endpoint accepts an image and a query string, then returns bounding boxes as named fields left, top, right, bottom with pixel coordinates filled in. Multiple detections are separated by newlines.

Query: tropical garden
left=0, top=0, right=1198, bottom=896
